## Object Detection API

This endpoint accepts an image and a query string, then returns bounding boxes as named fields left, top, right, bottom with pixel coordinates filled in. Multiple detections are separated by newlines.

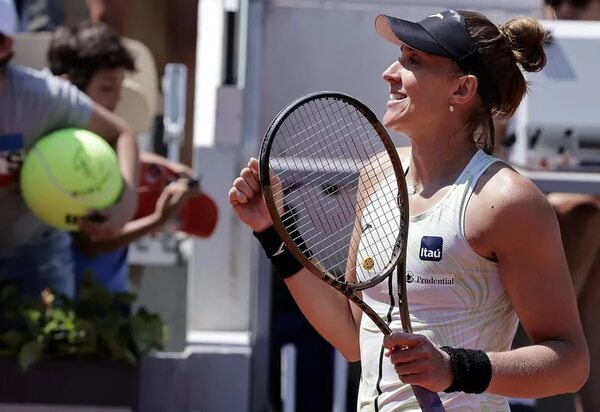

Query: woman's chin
left=382, top=114, right=395, bottom=128
left=382, top=116, right=405, bottom=133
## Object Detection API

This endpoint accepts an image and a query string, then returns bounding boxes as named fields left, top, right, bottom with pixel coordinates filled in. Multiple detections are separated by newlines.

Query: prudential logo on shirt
left=419, top=236, right=443, bottom=261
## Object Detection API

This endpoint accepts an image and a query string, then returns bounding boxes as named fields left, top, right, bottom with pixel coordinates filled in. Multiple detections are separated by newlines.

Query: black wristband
left=253, top=226, right=304, bottom=279
left=440, top=346, right=492, bottom=394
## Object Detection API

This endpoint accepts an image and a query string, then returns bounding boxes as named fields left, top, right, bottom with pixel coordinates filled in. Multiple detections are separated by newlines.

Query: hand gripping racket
left=259, top=92, right=444, bottom=411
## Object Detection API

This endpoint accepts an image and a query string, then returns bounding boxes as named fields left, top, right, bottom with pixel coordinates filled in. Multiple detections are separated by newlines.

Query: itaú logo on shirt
left=419, top=236, right=443, bottom=261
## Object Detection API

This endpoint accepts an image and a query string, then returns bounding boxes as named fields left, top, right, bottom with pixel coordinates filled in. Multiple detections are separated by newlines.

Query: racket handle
left=412, top=385, right=445, bottom=412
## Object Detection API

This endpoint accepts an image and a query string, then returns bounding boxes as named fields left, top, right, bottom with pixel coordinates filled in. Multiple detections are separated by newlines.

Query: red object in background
left=135, top=160, right=218, bottom=238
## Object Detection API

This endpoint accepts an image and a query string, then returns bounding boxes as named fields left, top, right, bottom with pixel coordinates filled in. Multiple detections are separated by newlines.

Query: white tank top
left=356, top=150, right=518, bottom=412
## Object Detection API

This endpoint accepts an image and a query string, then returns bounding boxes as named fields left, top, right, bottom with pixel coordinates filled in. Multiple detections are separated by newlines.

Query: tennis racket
left=259, top=91, right=444, bottom=411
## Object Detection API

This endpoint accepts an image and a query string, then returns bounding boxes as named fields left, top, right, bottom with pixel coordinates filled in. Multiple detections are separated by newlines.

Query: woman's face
left=84, top=67, right=126, bottom=112
left=382, top=44, right=461, bottom=136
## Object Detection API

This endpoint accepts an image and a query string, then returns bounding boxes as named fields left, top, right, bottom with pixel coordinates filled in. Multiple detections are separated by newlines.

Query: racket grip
left=412, top=385, right=445, bottom=412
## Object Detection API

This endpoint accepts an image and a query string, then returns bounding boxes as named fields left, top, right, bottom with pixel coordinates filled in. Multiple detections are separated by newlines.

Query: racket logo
left=419, top=236, right=443, bottom=262
left=272, top=242, right=286, bottom=257
left=361, top=256, right=375, bottom=271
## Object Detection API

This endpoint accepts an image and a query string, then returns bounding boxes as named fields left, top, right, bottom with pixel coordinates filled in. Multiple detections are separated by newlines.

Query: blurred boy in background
left=0, top=0, right=139, bottom=299
left=84, top=0, right=198, bottom=165
left=47, top=20, right=196, bottom=297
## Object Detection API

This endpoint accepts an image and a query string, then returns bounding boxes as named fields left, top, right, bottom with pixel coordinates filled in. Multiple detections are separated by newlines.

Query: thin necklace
left=405, top=147, right=477, bottom=196
left=409, top=182, right=419, bottom=196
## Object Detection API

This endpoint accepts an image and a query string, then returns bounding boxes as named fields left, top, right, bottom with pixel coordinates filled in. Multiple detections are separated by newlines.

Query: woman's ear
left=449, top=74, right=479, bottom=106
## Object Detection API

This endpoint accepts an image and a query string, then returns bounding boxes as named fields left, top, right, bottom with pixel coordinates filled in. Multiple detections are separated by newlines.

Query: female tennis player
left=228, top=9, right=589, bottom=411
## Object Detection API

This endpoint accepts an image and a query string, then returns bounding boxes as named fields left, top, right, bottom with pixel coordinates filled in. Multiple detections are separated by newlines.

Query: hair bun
left=499, top=16, right=548, bottom=73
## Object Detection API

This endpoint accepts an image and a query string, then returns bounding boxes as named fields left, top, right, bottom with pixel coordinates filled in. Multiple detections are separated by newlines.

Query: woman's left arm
left=479, top=167, right=589, bottom=397
left=383, top=165, right=589, bottom=396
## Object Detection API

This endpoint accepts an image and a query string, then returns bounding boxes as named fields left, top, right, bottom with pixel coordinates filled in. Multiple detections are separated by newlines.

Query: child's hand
left=79, top=185, right=137, bottom=240
left=153, top=179, right=194, bottom=225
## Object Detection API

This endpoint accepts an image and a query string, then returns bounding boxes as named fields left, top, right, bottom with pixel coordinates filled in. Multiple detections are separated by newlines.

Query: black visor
left=375, top=10, right=499, bottom=106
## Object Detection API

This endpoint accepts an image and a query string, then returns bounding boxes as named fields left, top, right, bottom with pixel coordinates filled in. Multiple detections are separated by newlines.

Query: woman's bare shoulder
left=467, top=160, right=560, bottom=258
left=479, top=162, right=545, bottom=205
left=473, top=161, right=557, bottom=232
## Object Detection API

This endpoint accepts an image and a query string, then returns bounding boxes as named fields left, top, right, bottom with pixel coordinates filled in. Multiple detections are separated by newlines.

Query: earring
left=449, top=104, right=455, bottom=113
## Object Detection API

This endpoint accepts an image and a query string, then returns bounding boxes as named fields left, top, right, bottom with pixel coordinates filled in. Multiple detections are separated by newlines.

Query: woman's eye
left=398, top=55, right=418, bottom=67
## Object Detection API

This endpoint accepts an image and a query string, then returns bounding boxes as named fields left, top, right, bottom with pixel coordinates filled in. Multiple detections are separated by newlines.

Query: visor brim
left=375, top=14, right=451, bottom=58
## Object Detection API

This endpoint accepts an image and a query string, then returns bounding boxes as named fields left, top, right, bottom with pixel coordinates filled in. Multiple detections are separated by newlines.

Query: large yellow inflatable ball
left=20, top=128, right=123, bottom=231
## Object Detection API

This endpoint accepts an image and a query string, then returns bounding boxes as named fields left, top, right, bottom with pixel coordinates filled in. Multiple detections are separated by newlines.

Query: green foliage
left=0, top=273, right=166, bottom=371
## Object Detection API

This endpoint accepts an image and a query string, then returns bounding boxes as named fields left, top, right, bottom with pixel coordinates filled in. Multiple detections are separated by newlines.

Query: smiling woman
left=377, top=11, right=546, bottom=158
left=229, top=8, right=589, bottom=412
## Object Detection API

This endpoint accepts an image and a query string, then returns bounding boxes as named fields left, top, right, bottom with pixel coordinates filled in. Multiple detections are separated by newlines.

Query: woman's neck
left=406, top=141, right=478, bottom=196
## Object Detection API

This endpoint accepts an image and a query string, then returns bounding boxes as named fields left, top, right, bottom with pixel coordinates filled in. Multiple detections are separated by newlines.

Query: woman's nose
left=382, top=60, right=401, bottom=83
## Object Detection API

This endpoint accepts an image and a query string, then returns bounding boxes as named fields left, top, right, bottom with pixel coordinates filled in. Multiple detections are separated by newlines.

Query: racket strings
left=272, top=114, right=397, bottom=226
left=274, top=128, right=391, bottom=259
left=279, top=104, right=380, bottom=178
left=281, top=188, right=403, bottom=282
left=280, top=183, right=401, bottom=275
left=273, top=103, right=401, bottom=279
left=275, top=162, right=400, bottom=257
left=316, top=212, right=399, bottom=281
left=273, top=108, right=375, bottom=231
left=272, top=114, right=372, bottom=185
left=351, top=177, right=402, bottom=283
left=275, top=158, right=398, bottom=233
left=275, top=101, right=355, bottom=159
left=269, top=97, right=406, bottom=284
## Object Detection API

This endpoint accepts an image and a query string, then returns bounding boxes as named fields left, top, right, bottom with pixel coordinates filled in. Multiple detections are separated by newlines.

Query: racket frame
left=259, top=91, right=409, bottom=335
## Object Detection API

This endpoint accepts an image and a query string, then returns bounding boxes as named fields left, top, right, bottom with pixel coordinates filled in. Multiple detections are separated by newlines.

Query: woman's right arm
left=228, top=157, right=363, bottom=360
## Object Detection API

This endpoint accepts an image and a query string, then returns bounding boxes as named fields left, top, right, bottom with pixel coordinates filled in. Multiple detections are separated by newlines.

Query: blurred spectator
left=0, top=0, right=139, bottom=299
left=82, top=0, right=198, bottom=165
left=543, top=0, right=600, bottom=19
left=48, top=21, right=197, bottom=301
